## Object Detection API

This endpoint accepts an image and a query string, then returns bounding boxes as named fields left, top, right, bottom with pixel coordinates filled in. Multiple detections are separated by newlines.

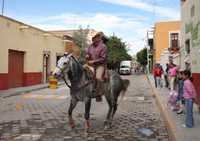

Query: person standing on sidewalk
left=153, top=64, right=163, bottom=88
left=164, top=63, right=169, bottom=88
left=182, top=70, right=197, bottom=128
left=176, top=71, right=184, bottom=114
left=169, top=63, right=177, bottom=91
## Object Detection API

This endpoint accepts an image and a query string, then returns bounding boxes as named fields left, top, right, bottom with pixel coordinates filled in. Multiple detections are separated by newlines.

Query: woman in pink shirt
left=169, top=64, right=177, bottom=91
left=182, top=70, right=197, bottom=128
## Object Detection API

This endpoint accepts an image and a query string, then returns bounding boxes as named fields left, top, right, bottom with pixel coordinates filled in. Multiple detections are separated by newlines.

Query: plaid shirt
left=85, top=41, right=107, bottom=65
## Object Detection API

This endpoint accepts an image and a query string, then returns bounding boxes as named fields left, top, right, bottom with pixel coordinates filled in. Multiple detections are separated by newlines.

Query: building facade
left=180, top=0, right=200, bottom=104
left=153, top=21, right=181, bottom=69
left=50, top=29, right=98, bottom=44
left=0, top=16, right=66, bottom=90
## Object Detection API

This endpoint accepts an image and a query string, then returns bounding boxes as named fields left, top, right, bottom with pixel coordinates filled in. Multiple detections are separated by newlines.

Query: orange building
left=153, top=21, right=181, bottom=66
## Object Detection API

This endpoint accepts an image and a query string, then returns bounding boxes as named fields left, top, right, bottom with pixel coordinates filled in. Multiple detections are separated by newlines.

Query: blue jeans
left=177, top=80, right=184, bottom=102
left=155, top=76, right=162, bottom=88
left=185, top=99, right=194, bottom=128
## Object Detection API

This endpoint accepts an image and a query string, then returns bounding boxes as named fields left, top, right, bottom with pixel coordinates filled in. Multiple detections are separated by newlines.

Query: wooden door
left=8, top=50, right=24, bottom=88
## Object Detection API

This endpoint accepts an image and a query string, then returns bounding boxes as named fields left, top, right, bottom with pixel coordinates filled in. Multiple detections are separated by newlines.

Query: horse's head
left=53, top=53, right=73, bottom=78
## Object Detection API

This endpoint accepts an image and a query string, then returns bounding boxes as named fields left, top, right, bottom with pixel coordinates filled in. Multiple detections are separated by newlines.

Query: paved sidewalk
left=0, top=81, right=65, bottom=98
left=147, top=75, right=200, bottom=141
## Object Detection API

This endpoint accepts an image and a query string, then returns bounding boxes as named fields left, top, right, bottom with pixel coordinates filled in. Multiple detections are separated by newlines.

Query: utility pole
left=1, top=0, right=4, bottom=15
left=146, top=31, right=150, bottom=74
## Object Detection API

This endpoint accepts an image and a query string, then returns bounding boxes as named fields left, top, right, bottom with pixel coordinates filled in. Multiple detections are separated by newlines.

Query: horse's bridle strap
left=60, top=55, right=93, bottom=91
left=62, top=75, right=72, bottom=89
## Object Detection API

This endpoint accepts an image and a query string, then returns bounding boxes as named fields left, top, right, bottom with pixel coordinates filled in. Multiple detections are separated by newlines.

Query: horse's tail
left=120, top=79, right=130, bottom=99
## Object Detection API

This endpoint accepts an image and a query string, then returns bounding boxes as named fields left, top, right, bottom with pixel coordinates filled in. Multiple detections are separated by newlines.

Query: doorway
left=8, top=50, right=24, bottom=88
left=43, top=53, right=50, bottom=83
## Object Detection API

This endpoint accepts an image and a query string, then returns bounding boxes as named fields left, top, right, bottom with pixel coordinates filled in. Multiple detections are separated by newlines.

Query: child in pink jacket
left=182, top=70, right=197, bottom=128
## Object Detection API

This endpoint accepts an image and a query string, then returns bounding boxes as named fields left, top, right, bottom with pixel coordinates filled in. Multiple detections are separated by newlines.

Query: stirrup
left=96, top=96, right=102, bottom=102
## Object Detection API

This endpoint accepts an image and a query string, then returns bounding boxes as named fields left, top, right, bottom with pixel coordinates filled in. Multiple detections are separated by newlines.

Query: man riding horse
left=53, top=32, right=129, bottom=131
left=85, top=32, right=107, bottom=102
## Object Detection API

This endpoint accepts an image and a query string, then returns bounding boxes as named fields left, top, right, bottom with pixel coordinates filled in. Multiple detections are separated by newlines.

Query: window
left=185, top=62, right=191, bottom=71
left=185, top=39, right=190, bottom=54
left=170, top=33, right=179, bottom=48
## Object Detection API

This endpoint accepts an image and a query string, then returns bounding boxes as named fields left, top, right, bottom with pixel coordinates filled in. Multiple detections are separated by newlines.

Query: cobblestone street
left=0, top=75, right=170, bottom=141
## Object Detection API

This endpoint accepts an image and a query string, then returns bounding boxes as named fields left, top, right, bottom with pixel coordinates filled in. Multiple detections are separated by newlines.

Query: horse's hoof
left=85, top=120, right=91, bottom=129
left=104, top=120, right=112, bottom=129
left=104, top=125, right=108, bottom=130
left=69, top=120, right=75, bottom=129
left=84, top=131, right=89, bottom=137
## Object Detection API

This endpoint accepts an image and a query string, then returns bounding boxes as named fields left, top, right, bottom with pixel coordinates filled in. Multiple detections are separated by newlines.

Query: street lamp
left=1, top=0, right=4, bottom=15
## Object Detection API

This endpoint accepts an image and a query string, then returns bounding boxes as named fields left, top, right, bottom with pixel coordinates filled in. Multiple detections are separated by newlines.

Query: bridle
left=58, top=54, right=93, bottom=91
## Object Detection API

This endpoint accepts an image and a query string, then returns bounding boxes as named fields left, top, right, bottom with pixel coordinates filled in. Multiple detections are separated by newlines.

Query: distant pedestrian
left=169, top=63, right=177, bottom=91
left=164, top=63, right=169, bottom=88
left=153, top=64, right=163, bottom=88
left=182, top=70, right=197, bottom=128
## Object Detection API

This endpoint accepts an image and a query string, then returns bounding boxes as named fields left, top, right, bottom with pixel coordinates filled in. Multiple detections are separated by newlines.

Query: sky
left=3, top=0, right=180, bottom=55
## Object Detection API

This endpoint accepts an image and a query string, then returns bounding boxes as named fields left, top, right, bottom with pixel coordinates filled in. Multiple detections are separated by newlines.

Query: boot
left=96, top=95, right=102, bottom=102
left=96, top=80, right=103, bottom=102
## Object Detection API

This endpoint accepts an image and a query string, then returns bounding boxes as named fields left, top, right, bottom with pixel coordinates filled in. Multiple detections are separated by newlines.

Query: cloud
left=11, top=12, right=149, bottom=55
left=99, top=0, right=180, bottom=19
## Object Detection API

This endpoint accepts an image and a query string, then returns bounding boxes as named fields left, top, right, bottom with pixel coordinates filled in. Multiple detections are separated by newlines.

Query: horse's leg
left=84, top=98, right=91, bottom=131
left=104, top=95, right=113, bottom=129
left=68, top=98, right=77, bottom=128
left=111, top=97, right=118, bottom=120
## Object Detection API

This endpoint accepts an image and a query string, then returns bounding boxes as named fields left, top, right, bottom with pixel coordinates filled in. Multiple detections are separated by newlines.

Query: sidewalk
left=147, top=75, right=200, bottom=141
left=0, top=81, right=65, bottom=98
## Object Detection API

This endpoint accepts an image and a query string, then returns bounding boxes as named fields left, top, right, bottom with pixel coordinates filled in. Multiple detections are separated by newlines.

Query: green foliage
left=72, top=27, right=89, bottom=63
left=106, top=36, right=132, bottom=69
left=73, top=29, right=131, bottom=68
left=136, top=48, right=147, bottom=66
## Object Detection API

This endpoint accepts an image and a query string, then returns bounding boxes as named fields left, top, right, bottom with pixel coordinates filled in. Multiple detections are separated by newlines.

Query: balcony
left=168, top=46, right=180, bottom=54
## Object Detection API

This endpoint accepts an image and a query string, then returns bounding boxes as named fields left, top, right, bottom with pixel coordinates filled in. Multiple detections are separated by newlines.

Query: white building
left=180, top=0, right=200, bottom=104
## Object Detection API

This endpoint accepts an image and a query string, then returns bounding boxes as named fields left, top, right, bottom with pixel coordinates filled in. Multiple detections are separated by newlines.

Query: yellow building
left=0, top=16, right=66, bottom=90
left=153, top=21, right=181, bottom=66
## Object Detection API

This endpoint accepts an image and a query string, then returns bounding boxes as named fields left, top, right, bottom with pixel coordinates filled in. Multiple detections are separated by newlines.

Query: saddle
left=83, top=64, right=109, bottom=102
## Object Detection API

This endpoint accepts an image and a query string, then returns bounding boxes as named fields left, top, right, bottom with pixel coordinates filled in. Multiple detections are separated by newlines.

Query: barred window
left=170, top=33, right=179, bottom=48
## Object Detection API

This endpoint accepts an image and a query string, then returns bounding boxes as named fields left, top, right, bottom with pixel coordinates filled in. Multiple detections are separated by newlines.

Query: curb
left=0, top=82, right=65, bottom=98
left=146, top=75, right=178, bottom=141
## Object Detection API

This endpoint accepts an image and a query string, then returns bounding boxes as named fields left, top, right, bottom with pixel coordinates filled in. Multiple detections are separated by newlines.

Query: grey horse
left=53, top=53, right=129, bottom=131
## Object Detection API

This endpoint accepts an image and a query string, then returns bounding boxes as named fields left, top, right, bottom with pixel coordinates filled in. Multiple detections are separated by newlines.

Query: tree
left=136, top=48, right=147, bottom=66
left=72, top=27, right=89, bottom=63
left=106, top=36, right=132, bottom=70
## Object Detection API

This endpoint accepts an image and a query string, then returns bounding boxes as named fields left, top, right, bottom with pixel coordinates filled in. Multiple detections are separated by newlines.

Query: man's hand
left=88, top=60, right=95, bottom=65
left=86, top=55, right=90, bottom=59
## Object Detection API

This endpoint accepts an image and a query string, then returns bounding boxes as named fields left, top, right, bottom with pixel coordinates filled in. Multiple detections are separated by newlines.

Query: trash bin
left=49, top=76, right=58, bottom=89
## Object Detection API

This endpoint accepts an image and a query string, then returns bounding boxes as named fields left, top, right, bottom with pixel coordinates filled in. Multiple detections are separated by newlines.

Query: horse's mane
left=68, top=56, right=92, bottom=82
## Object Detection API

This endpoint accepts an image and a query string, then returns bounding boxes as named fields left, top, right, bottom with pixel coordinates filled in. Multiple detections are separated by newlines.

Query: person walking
left=85, top=32, right=107, bottom=102
left=182, top=70, right=197, bottom=128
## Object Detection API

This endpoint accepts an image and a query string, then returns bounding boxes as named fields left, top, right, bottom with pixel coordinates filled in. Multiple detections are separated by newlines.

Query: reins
left=61, top=55, right=93, bottom=92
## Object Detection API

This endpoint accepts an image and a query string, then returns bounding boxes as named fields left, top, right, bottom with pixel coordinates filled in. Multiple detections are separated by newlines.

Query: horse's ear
left=68, top=53, right=73, bottom=57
